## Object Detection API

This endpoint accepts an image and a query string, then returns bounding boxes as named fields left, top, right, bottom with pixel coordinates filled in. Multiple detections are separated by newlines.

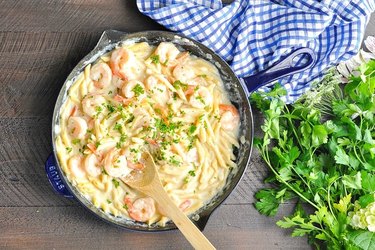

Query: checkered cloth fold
left=137, top=0, right=375, bottom=102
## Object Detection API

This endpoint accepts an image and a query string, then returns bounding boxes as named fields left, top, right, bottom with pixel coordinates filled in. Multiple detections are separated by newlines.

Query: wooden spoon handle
left=151, top=188, right=216, bottom=250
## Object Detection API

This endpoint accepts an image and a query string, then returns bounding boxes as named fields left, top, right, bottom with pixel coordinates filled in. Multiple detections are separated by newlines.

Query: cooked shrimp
left=82, top=94, right=106, bottom=117
left=128, top=197, right=156, bottom=222
left=179, top=199, right=192, bottom=211
left=68, top=155, right=86, bottom=179
left=121, top=80, right=146, bottom=100
left=145, top=138, right=158, bottom=146
left=110, top=47, right=134, bottom=80
left=145, top=75, right=158, bottom=90
left=184, top=85, right=195, bottom=97
left=103, top=149, right=131, bottom=177
left=145, top=76, right=170, bottom=105
left=90, top=62, right=112, bottom=89
left=173, top=64, right=196, bottom=83
left=154, top=42, right=181, bottom=65
left=69, top=105, right=78, bottom=117
left=84, top=154, right=101, bottom=177
left=113, top=94, right=132, bottom=106
left=219, top=104, right=240, bottom=131
left=127, top=161, right=145, bottom=170
left=86, top=143, right=97, bottom=154
left=189, top=86, right=212, bottom=109
left=132, top=107, right=153, bottom=128
left=67, top=117, right=88, bottom=139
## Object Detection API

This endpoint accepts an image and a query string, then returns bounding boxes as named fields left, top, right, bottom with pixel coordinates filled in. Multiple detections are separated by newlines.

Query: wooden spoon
left=121, top=152, right=216, bottom=250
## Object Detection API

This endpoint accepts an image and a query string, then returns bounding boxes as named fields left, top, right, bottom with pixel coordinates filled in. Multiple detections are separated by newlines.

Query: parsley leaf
left=172, top=80, right=188, bottom=91
left=150, top=55, right=160, bottom=64
left=255, top=189, right=280, bottom=216
left=188, top=170, right=196, bottom=177
left=188, top=125, right=197, bottom=135
left=72, top=139, right=80, bottom=145
left=132, top=84, right=144, bottom=97
left=112, top=179, right=120, bottom=188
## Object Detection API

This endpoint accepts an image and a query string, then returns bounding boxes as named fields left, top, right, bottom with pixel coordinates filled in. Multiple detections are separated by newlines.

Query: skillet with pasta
left=55, top=41, right=240, bottom=225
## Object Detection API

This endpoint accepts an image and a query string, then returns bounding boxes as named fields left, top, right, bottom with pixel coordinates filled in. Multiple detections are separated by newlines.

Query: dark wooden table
left=0, top=1, right=373, bottom=249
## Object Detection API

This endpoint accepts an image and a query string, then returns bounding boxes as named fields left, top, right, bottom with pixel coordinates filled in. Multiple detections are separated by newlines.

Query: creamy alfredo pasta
left=55, top=41, right=240, bottom=225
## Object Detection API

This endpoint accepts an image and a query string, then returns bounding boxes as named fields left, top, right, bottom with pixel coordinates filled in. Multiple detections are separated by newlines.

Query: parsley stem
left=262, top=150, right=319, bottom=210
left=284, top=105, right=302, bottom=148
left=327, top=180, right=338, bottom=221
left=289, top=165, right=314, bottom=197
left=353, top=145, right=366, bottom=165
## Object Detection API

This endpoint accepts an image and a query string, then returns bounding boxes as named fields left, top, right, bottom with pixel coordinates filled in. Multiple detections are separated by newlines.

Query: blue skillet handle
left=45, top=153, right=74, bottom=199
left=242, top=48, right=316, bottom=93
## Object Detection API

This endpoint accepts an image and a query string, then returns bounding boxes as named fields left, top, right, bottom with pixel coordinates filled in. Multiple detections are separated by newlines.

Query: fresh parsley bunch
left=251, top=60, right=375, bottom=249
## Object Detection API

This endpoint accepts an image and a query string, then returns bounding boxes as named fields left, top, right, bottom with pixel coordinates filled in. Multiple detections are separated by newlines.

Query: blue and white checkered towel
left=137, top=0, right=375, bottom=102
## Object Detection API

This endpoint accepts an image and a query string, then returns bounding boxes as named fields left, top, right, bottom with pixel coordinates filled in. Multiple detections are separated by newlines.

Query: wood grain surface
left=0, top=1, right=373, bottom=249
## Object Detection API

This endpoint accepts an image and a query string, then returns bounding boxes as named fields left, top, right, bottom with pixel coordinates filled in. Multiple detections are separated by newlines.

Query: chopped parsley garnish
left=130, top=148, right=139, bottom=153
left=117, top=105, right=124, bottom=112
left=167, top=111, right=174, bottom=121
left=198, top=74, right=207, bottom=78
left=172, top=138, right=180, bottom=144
left=196, top=95, right=205, bottom=104
left=106, top=103, right=115, bottom=113
left=173, top=80, right=188, bottom=91
left=95, top=141, right=101, bottom=148
left=112, top=179, right=120, bottom=188
left=150, top=55, right=160, bottom=64
left=95, top=106, right=103, bottom=113
left=184, top=177, right=190, bottom=183
left=127, top=114, right=135, bottom=123
left=172, top=92, right=178, bottom=100
left=169, top=155, right=181, bottom=166
left=116, top=134, right=127, bottom=149
left=120, top=134, right=127, bottom=142
left=188, top=170, right=196, bottom=177
left=78, top=145, right=87, bottom=154
left=114, top=122, right=122, bottom=131
left=102, top=168, right=108, bottom=175
left=160, top=141, right=171, bottom=149
left=155, top=119, right=169, bottom=133
left=187, top=136, right=197, bottom=150
left=123, top=204, right=128, bottom=210
left=133, top=84, right=144, bottom=97
left=108, top=90, right=113, bottom=95
left=188, top=125, right=197, bottom=135
left=86, top=129, right=93, bottom=134
left=106, top=199, right=112, bottom=204
left=155, top=119, right=183, bottom=135
left=66, top=147, right=72, bottom=153
left=72, top=138, right=80, bottom=145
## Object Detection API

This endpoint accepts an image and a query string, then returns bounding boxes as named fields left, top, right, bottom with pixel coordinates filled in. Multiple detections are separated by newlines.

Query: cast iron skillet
left=45, top=30, right=316, bottom=231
